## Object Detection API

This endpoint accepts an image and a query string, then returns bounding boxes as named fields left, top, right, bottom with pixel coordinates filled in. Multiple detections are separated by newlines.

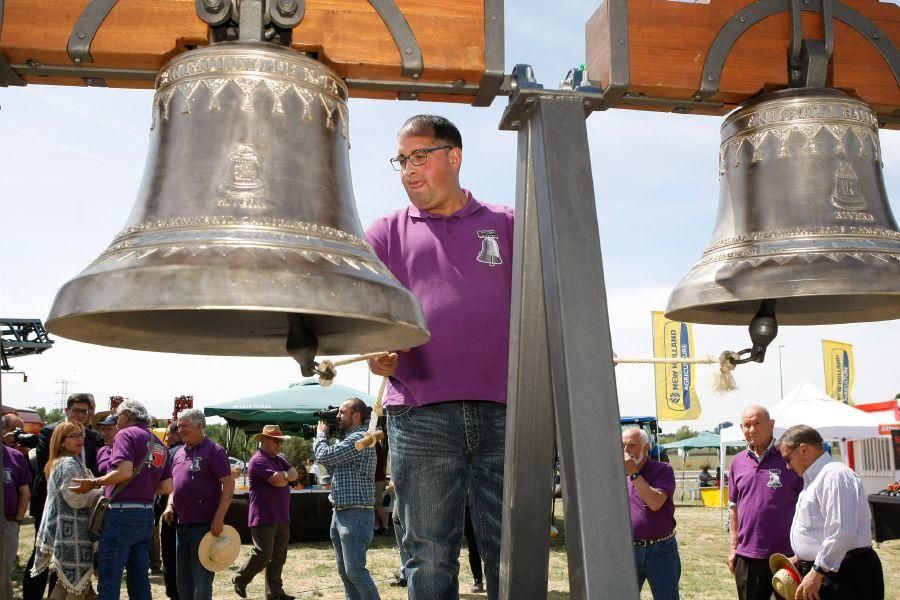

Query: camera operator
left=313, top=398, right=380, bottom=600
left=3, top=414, right=38, bottom=455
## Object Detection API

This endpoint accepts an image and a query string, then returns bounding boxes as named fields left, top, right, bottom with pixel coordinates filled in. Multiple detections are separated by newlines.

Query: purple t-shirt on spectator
left=3, top=445, right=32, bottom=519
left=247, top=450, right=292, bottom=527
left=729, top=444, right=803, bottom=558
left=104, top=424, right=172, bottom=504
left=96, top=445, right=111, bottom=476
left=628, top=459, right=677, bottom=540
left=172, top=437, right=232, bottom=524
left=366, top=191, right=514, bottom=407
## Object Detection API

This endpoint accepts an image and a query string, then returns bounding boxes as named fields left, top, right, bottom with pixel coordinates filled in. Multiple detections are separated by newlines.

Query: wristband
left=629, top=472, right=641, bottom=481
left=812, top=564, right=828, bottom=575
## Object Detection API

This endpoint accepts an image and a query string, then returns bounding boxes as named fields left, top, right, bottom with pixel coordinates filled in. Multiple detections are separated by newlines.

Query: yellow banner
left=652, top=311, right=702, bottom=421
left=823, top=339, right=854, bottom=404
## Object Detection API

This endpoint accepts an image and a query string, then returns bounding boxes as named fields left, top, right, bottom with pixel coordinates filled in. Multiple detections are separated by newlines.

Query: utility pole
left=777, top=345, right=786, bottom=398
left=55, top=379, right=72, bottom=409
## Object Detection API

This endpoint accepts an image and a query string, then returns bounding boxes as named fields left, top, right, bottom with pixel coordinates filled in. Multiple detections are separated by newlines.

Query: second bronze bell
left=46, top=42, right=430, bottom=362
left=667, top=88, right=900, bottom=326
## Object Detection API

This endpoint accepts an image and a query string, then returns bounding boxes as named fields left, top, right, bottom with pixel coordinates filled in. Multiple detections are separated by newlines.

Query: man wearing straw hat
left=314, top=398, right=380, bottom=600
left=233, top=425, right=299, bottom=600
left=776, top=425, right=884, bottom=600
left=727, top=405, right=802, bottom=600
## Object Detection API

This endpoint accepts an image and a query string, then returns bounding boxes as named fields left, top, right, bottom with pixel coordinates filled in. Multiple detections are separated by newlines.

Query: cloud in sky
left=1, top=1, right=899, bottom=431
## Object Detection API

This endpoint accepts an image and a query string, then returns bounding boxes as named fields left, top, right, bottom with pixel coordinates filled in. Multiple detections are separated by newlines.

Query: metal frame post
left=499, top=67, right=639, bottom=599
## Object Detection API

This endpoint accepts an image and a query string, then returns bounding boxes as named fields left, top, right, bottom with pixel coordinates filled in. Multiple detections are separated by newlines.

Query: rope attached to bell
left=613, top=351, right=740, bottom=393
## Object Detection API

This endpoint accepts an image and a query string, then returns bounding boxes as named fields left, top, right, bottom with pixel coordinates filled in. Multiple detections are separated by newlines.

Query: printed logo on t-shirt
left=150, top=442, right=167, bottom=469
left=767, top=469, right=783, bottom=488
left=1, top=468, right=11, bottom=485
left=189, top=456, right=203, bottom=473
left=476, top=230, right=503, bottom=266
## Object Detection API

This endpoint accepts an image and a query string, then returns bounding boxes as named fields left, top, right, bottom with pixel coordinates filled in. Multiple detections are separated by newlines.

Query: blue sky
left=1, top=0, right=899, bottom=431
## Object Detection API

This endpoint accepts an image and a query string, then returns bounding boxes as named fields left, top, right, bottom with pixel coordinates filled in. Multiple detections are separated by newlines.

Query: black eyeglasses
left=781, top=444, right=802, bottom=465
left=390, top=145, right=451, bottom=171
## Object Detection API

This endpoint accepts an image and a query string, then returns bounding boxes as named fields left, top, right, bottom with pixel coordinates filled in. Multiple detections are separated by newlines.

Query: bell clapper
left=728, top=299, right=779, bottom=366
left=286, top=313, right=321, bottom=378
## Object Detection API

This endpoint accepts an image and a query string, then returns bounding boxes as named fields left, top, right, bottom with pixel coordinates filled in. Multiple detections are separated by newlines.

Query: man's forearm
left=214, top=478, right=235, bottom=521
left=728, top=506, right=739, bottom=550
left=15, top=488, right=30, bottom=520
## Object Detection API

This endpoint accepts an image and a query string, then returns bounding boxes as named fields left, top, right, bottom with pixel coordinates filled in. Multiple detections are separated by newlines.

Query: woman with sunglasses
left=31, top=422, right=100, bottom=600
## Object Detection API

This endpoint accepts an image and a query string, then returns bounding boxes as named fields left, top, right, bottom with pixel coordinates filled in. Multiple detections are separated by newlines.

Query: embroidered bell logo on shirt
left=476, top=230, right=502, bottom=266
left=767, top=469, right=783, bottom=488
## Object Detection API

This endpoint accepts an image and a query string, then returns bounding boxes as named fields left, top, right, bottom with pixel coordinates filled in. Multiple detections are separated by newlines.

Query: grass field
left=13, top=502, right=900, bottom=599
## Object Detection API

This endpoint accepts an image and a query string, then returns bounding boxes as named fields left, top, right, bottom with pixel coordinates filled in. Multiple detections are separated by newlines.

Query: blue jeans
left=97, top=507, right=155, bottom=600
left=633, top=537, right=681, bottom=600
left=176, top=524, right=216, bottom=600
left=387, top=401, right=506, bottom=600
left=330, top=508, right=380, bottom=600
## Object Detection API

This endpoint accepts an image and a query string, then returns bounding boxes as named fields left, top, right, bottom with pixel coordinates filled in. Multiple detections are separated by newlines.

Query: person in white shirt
left=776, top=425, right=884, bottom=600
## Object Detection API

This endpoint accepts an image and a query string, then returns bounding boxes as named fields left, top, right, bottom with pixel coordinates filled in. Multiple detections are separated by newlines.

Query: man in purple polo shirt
left=162, top=408, right=234, bottom=600
left=623, top=427, right=680, bottom=600
left=95, top=413, right=118, bottom=476
left=233, top=425, right=299, bottom=600
left=1, top=414, right=32, bottom=598
left=71, top=399, right=173, bottom=600
left=367, top=114, right=512, bottom=600
left=728, top=405, right=802, bottom=600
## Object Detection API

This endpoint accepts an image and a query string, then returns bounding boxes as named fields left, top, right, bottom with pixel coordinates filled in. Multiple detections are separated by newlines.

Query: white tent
left=715, top=381, right=883, bottom=517
left=719, top=380, right=884, bottom=447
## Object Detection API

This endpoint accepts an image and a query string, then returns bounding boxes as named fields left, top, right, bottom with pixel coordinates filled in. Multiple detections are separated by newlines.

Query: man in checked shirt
left=314, top=398, right=381, bottom=600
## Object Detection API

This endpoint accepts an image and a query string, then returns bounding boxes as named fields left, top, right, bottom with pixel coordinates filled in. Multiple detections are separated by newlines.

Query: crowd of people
left=624, top=405, right=885, bottom=600
left=2, top=113, right=888, bottom=600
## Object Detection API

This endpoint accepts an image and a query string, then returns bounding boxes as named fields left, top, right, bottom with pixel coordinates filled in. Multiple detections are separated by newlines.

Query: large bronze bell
left=47, top=43, right=429, bottom=368
left=667, top=88, right=900, bottom=327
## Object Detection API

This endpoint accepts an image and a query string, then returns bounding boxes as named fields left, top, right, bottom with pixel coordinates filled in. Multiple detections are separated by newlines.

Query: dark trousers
left=22, top=515, right=57, bottom=600
left=798, top=547, right=884, bottom=600
left=161, top=519, right=180, bottom=599
left=234, top=523, right=291, bottom=599
left=463, top=506, right=483, bottom=583
left=734, top=555, right=775, bottom=600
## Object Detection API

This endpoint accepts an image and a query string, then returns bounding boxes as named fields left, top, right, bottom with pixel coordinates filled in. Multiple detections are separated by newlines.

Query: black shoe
left=390, top=577, right=408, bottom=588
left=274, top=594, right=296, bottom=600
left=232, top=577, right=248, bottom=599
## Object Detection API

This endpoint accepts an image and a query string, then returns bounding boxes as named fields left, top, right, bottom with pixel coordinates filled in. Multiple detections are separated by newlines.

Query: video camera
left=299, top=404, right=374, bottom=440
left=6, top=428, right=39, bottom=449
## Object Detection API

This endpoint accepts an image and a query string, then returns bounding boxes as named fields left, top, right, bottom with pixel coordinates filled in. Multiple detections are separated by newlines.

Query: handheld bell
left=47, top=42, right=430, bottom=366
left=667, top=88, right=900, bottom=327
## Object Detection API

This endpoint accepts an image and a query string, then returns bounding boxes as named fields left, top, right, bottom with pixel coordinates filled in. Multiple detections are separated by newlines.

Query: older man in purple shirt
left=162, top=408, right=234, bottom=600
left=623, top=427, right=680, bottom=600
left=71, top=399, right=174, bottom=600
left=728, top=405, right=803, bottom=600
left=233, top=425, right=299, bottom=600
left=367, top=114, right=513, bottom=600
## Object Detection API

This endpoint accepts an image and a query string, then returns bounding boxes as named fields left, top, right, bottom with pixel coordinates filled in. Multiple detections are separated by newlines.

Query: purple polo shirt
left=729, top=445, right=803, bottom=558
left=104, top=424, right=172, bottom=504
left=366, top=191, right=514, bottom=407
left=3, top=445, right=32, bottom=519
left=247, top=450, right=292, bottom=527
left=171, top=437, right=232, bottom=524
left=628, top=459, right=677, bottom=540
left=96, top=445, right=111, bottom=476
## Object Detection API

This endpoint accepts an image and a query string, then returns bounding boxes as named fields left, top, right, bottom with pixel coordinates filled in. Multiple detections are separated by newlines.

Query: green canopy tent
left=662, top=432, right=744, bottom=501
left=204, top=379, right=376, bottom=453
